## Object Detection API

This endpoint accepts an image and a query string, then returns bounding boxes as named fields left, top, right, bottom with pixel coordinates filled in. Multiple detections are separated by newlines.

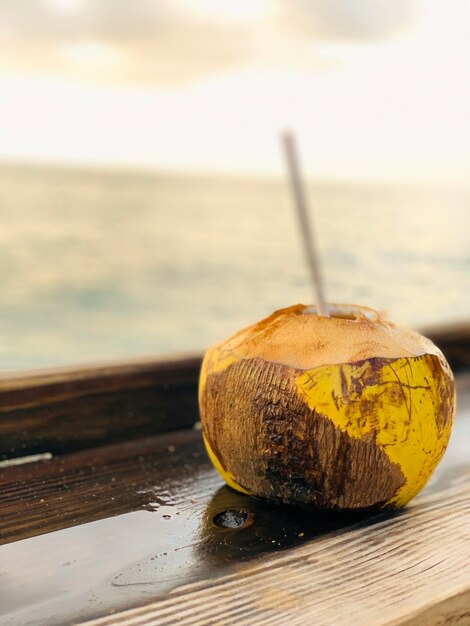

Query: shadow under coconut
left=111, top=485, right=395, bottom=597
left=194, top=485, right=391, bottom=569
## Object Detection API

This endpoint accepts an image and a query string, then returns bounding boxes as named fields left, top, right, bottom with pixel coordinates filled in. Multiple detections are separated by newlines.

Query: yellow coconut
left=199, top=304, right=456, bottom=511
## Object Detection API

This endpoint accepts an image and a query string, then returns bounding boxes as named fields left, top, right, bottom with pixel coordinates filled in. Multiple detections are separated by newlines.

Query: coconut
left=199, top=304, right=456, bottom=511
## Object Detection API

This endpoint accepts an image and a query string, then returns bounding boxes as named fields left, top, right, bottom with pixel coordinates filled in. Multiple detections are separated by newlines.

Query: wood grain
left=81, top=480, right=470, bottom=626
left=0, top=429, right=209, bottom=545
left=0, top=353, right=201, bottom=460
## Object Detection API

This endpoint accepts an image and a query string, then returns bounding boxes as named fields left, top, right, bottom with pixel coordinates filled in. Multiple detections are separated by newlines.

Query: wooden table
left=0, top=354, right=469, bottom=626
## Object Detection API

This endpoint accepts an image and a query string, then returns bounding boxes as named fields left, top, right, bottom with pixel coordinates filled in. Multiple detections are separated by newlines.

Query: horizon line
left=1, top=157, right=469, bottom=191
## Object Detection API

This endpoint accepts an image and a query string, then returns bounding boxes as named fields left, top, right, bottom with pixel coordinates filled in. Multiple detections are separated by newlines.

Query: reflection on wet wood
left=0, top=353, right=201, bottom=460
left=0, top=435, right=380, bottom=624
left=83, top=481, right=470, bottom=626
left=0, top=429, right=207, bottom=545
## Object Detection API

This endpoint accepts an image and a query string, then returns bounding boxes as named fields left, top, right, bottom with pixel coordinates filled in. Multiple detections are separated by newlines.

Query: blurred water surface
left=0, top=165, right=468, bottom=370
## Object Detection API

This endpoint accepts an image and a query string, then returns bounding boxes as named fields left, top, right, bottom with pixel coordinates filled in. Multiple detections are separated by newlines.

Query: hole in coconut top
left=302, top=305, right=378, bottom=322
left=328, top=312, right=357, bottom=320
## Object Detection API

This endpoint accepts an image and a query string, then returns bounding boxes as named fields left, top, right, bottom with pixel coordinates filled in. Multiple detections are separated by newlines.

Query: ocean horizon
left=1, top=163, right=468, bottom=371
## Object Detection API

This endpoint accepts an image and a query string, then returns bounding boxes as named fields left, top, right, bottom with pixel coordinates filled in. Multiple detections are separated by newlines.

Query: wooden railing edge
left=0, top=352, right=203, bottom=461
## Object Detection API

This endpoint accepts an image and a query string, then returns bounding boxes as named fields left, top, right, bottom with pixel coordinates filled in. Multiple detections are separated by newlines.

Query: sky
left=0, top=0, right=469, bottom=182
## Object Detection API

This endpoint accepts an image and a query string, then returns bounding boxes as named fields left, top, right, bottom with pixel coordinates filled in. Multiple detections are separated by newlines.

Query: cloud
left=0, top=1, right=257, bottom=83
left=0, top=0, right=419, bottom=84
left=279, top=0, right=417, bottom=41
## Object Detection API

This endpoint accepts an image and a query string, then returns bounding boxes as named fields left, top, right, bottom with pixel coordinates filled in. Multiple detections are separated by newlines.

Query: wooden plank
left=0, top=376, right=468, bottom=626
left=0, top=353, right=201, bottom=460
left=80, top=480, right=470, bottom=626
left=0, top=429, right=209, bottom=545
left=0, top=433, right=368, bottom=625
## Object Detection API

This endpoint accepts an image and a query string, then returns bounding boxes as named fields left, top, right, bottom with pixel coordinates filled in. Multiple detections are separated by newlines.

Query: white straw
left=281, top=131, right=329, bottom=317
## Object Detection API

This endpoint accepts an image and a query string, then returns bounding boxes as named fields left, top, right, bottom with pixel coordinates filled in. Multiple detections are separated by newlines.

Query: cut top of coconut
left=214, top=303, right=443, bottom=371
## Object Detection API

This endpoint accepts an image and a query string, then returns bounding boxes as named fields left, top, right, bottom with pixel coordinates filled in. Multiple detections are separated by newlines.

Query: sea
left=0, top=164, right=469, bottom=371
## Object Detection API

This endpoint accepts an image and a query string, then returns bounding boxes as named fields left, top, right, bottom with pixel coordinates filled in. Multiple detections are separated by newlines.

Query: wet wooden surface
left=84, top=481, right=470, bottom=626
left=0, top=354, right=200, bottom=461
left=0, top=374, right=469, bottom=625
